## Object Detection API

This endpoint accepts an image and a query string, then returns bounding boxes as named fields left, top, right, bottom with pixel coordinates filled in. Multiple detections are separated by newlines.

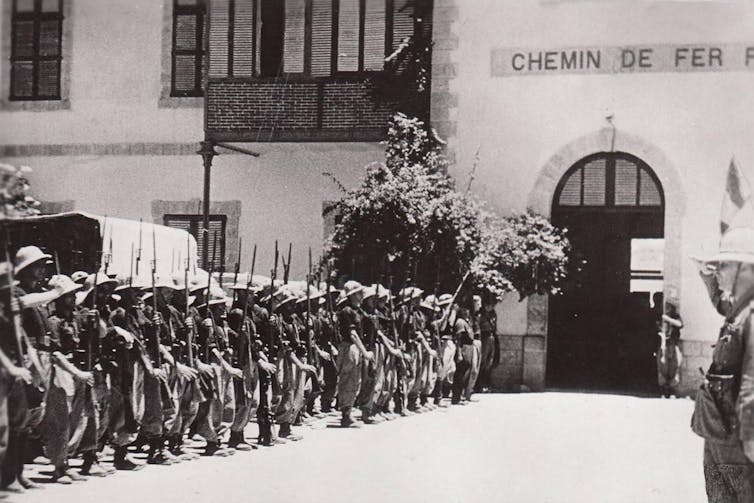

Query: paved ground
left=6, top=393, right=705, bottom=503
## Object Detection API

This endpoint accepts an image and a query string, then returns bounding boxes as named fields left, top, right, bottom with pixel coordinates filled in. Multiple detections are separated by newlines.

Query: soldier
left=477, top=295, right=498, bottom=393
left=165, top=274, right=200, bottom=459
left=272, top=289, right=313, bottom=440
left=691, top=227, right=754, bottom=502
left=336, top=281, right=373, bottom=427
left=356, top=286, right=382, bottom=424
left=435, top=293, right=457, bottom=406
left=75, top=272, right=119, bottom=475
left=107, top=277, right=150, bottom=470
left=655, top=298, right=683, bottom=399
left=4, top=245, right=53, bottom=492
left=317, top=285, right=340, bottom=415
left=44, top=275, right=94, bottom=483
left=140, top=274, right=182, bottom=465
left=0, top=261, right=32, bottom=493
left=399, top=286, right=424, bottom=413
left=373, top=284, right=401, bottom=420
left=194, top=291, right=241, bottom=456
left=465, top=294, right=483, bottom=401
left=227, top=282, right=275, bottom=450
left=418, top=295, right=440, bottom=411
left=450, top=298, right=474, bottom=405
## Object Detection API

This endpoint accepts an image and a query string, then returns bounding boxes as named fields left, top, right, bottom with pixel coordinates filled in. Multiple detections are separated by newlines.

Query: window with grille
left=163, top=214, right=226, bottom=270
left=10, top=0, right=63, bottom=101
left=172, top=0, right=206, bottom=97
left=556, top=153, right=663, bottom=208
left=208, top=0, right=416, bottom=77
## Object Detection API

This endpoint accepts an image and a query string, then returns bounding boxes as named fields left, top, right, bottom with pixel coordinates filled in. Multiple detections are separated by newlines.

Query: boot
left=203, top=441, right=233, bottom=457
left=80, top=451, right=110, bottom=477
left=169, top=435, right=199, bottom=461
left=228, top=431, right=254, bottom=451
left=278, top=423, right=303, bottom=441
left=113, top=446, right=143, bottom=471
left=340, top=408, right=359, bottom=428
left=147, top=439, right=173, bottom=465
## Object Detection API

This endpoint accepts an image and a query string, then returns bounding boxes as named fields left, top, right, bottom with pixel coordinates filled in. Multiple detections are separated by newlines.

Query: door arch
left=547, top=152, right=665, bottom=392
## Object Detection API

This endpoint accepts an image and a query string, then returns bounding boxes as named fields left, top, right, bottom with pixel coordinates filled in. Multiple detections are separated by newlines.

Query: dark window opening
left=172, top=0, right=206, bottom=97
left=10, top=0, right=63, bottom=101
left=259, top=0, right=285, bottom=77
left=163, top=214, right=226, bottom=271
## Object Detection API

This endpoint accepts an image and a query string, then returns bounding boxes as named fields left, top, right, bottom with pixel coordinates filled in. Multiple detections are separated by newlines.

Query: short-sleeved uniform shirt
left=338, top=305, right=362, bottom=344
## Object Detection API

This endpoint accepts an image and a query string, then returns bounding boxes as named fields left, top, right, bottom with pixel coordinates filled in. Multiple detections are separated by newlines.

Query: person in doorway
left=655, top=297, right=683, bottom=398
left=691, top=227, right=754, bottom=502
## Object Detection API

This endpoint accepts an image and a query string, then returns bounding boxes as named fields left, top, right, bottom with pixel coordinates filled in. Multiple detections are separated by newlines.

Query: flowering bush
left=325, top=114, right=573, bottom=301
left=0, top=164, right=40, bottom=218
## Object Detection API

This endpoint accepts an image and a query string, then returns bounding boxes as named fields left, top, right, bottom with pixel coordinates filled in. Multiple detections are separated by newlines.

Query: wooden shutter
left=363, top=0, right=385, bottom=71
left=284, top=0, right=306, bottom=73
left=391, top=0, right=413, bottom=50
left=232, top=0, right=255, bottom=77
left=164, top=215, right=226, bottom=270
left=209, top=0, right=230, bottom=77
left=337, top=0, right=360, bottom=71
left=310, top=0, right=332, bottom=76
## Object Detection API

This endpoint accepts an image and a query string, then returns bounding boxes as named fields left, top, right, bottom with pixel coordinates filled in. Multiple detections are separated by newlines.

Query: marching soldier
left=336, top=281, right=373, bottom=427
left=0, top=261, right=32, bottom=493
left=107, top=277, right=150, bottom=470
left=356, top=286, right=381, bottom=424
left=194, top=290, right=241, bottom=456
left=44, top=275, right=93, bottom=483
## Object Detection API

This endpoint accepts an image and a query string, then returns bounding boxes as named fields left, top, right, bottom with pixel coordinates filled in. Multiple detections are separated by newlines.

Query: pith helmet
left=704, top=227, right=754, bottom=265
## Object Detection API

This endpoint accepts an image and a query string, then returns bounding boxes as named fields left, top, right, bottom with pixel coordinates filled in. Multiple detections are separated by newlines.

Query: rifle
left=284, top=242, right=292, bottom=284
left=151, top=226, right=161, bottom=368
left=184, top=233, right=194, bottom=367
left=438, top=270, right=471, bottom=333
left=203, top=230, right=220, bottom=363
left=135, top=218, right=143, bottom=276
left=232, top=237, right=242, bottom=304
left=240, top=244, right=256, bottom=370
left=306, top=248, right=312, bottom=351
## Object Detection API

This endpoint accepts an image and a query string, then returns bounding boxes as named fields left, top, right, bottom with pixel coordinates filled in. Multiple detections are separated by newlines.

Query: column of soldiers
left=0, top=244, right=491, bottom=492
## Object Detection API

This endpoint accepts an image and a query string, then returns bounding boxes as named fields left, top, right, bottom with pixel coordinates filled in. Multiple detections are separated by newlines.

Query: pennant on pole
left=720, top=157, right=753, bottom=234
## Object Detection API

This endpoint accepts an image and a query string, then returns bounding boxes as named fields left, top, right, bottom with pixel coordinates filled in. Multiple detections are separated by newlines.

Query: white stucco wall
left=442, top=0, right=754, bottom=345
left=0, top=0, right=384, bottom=279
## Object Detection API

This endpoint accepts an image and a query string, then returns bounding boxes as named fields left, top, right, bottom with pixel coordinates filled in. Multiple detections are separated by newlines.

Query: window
left=556, top=154, right=663, bottom=208
left=336, top=0, right=389, bottom=73
left=10, top=0, right=63, bottom=101
left=163, top=214, right=226, bottom=270
left=172, top=0, right=206, bottom=97
left=259, top=0, right=285, bottom=76
left=208, top=0, right=416, bottom=78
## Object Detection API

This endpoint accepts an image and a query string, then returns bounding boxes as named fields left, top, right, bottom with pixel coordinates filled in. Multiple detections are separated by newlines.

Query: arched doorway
left=546, top=152, right=665, bottom=393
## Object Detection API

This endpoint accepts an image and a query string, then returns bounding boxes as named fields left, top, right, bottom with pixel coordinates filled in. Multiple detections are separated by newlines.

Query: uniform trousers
left=336, top=342, right=362, bottom=411
left=703, top=440, right=754, bottom=503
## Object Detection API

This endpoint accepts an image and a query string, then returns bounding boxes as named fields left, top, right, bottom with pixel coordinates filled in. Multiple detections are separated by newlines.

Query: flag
left=720, top=157, right=754, bottom=234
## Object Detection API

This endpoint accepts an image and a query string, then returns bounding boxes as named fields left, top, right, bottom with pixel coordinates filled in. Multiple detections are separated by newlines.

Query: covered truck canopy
left=1, top=212, right=198, bottom=278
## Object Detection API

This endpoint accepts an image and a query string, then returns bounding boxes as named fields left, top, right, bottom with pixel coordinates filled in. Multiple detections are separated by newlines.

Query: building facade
left=3, top=0, right=754, bottom=395
left=0, top=0, right=427, bottom=278
left=431, top=0, right=754, bottom=395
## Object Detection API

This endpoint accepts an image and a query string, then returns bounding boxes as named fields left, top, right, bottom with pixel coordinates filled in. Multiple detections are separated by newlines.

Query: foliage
left=324, top=114, right=574, bottom=301
left=0, top=164, right=41, bottom=219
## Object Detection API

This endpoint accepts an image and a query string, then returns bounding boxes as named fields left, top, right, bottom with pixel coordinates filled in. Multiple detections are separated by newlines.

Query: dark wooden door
left=546, top=153, right=664, bottom=393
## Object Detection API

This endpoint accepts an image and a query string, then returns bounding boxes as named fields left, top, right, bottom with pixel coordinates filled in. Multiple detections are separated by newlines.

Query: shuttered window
left=207, top=0, right=409, bottom=78
left=556, top=154, right=663, bottom=208
left=10, top=0, right=63, bottom=101
left=164, top=214, right=226, bottom=270
left=335, top=0, right=389, bottom=73
left=172, top=0, right=206, bottom=97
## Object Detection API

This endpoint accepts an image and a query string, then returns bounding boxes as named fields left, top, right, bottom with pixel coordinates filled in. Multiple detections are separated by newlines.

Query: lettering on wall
left=491, top=44, right=754, bottom=76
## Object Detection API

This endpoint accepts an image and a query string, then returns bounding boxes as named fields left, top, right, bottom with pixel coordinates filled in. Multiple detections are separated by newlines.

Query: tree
left=324, top=114, right=574, bottom=301
left=0, top=164, right=41, bottom=219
